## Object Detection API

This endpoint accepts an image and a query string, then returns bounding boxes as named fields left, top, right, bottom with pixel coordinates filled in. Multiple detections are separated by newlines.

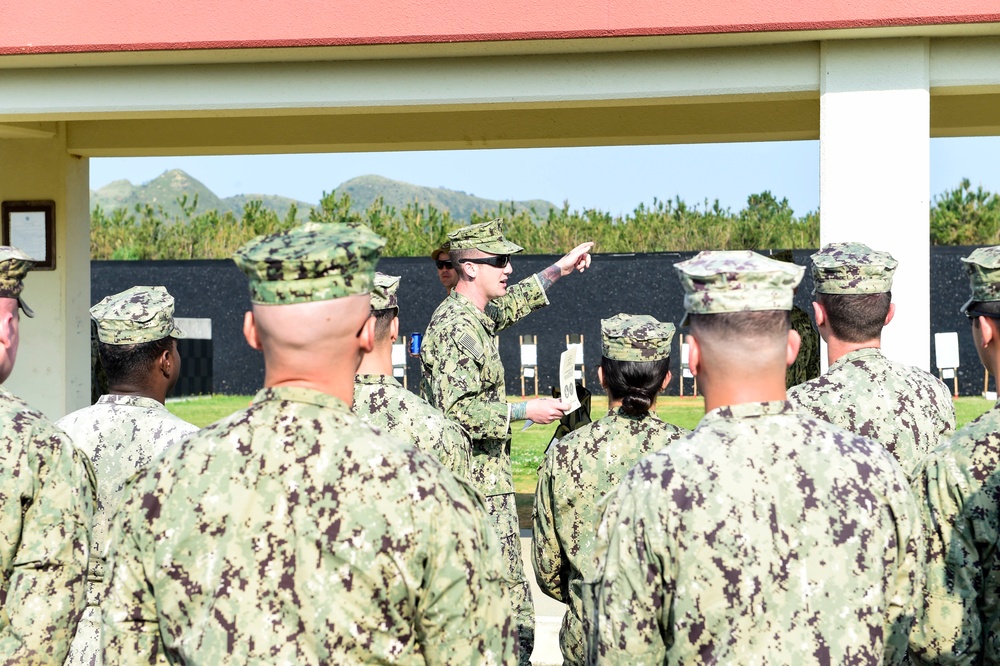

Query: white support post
left=820, top=39, right=930, bottom=370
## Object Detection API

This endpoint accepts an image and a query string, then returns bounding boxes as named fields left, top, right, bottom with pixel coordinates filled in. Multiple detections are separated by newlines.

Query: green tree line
left=90, top=180, right=991, bottom=260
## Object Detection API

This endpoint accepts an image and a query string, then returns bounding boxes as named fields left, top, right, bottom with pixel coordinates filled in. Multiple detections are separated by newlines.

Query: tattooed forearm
left=538, top=264, right=561, bottom=291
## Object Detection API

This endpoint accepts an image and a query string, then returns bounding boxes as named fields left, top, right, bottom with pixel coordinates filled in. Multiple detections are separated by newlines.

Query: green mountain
left=90, top=169, right=557, bottom=223
left=335, top=174, right=557, bottom=220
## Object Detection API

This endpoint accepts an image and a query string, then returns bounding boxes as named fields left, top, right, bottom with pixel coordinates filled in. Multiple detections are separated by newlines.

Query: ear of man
left=884, top=302, right=896, bottom=327
left=786, top=328, right=802, bottom=369
left=243, top=310, right=262, bottom=351
left=979, top=315, right=997, bottom=348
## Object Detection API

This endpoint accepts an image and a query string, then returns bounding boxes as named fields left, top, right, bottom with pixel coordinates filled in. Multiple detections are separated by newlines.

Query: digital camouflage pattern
left=586, top=400, right=924, bottom=665
left=674, top=250, right=804, bottom=324
left=102, top=386, right=516, bottom=665
left=533, top=409, right=687, bottom=665
left=787, top=304, right=821, bottom=389
left=232, top=223, right=385, bottom=305
left=421, top=284, right=548, bottom=665
left=787, top=347, right=956, bottom=475
left=483, top=493, right=534, bottom=666
left=90, top=286, right=186, bottom=345
left=370, top=272, right=400, bottom=312
left=0, top=246, right=35, bottom=316
left=909, top=401, right=1000, bottom=665
left=960, top=245, right=1000, bottom=312
left=0, top=386, right=96, bottom=665
left=57, top=394, right=197, bottom=666
left=811, top=241, right=898, bottom=294
left=353, top=373, right=472, bottom=480
left=600, top=313, right=675, bottom=362
left=448, top=217, right=524, bottom=255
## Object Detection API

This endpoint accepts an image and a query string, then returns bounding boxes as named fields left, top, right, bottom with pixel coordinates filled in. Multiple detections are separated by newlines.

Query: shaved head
left=245, top=294, right=375, bottom=400
left=689, top=311, right=793, bottom=391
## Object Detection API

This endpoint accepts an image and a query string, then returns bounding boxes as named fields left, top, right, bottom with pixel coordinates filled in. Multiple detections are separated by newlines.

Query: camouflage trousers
left=484, top=492, right=534, bottom=666
left=64, top=604, right=100, bottom=666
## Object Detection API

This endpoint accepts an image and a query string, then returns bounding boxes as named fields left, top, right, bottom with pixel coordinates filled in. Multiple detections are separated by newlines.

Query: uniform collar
left=702, top=400, right=796, bottom=422
left=831, top=347, right=884, bottom=369
left=355, top=373, right=402, bottom=389
left=251, top=386, right=351, bottom=412
left=448, top=290, right=496, bottom=333
left=98, top=394, right=166, bottom=410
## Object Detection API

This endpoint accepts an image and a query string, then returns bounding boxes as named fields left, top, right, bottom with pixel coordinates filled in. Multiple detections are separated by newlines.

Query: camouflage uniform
left=586, top=251, right=924, bottom=665
left=354, top=374, right=472, bottom=479
left=787, top=243, right=955, bottom=474
left=787, top=305, right=820, bottom=388
left=0, top=247, right=97, bottom=665
left=102, top=224, right=517, bottom=665
left=59, top=285, right=197, bottom=666
left=421, top=219, right=546, bottom=662
left=908, top=246, right=1000, bottom=664
left=533, top=314, right=687, bottom=666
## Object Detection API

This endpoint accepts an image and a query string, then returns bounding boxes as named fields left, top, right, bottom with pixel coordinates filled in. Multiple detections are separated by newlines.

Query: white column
left=820, top=39, right=930, bottom=370
left=0, top=124, right=90, bottom=418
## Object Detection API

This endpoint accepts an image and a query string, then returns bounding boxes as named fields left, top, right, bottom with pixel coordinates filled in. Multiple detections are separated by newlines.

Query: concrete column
left=820, top=39, right=930, bottom=370
left=0, top=124, right=90, bottom=418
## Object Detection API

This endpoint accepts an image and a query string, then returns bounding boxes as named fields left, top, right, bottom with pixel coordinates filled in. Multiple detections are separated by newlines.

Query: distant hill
left=90, top=169, right=312, bottom=221
left=90, top=169, right=557, bottom=223
left=335, top=174, right=557, bottom=220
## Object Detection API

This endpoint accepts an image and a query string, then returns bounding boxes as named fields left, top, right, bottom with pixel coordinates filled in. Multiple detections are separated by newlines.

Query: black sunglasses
left=435, top=260, right=453, bottom=270
left=458, top=255, right=510, bottom=269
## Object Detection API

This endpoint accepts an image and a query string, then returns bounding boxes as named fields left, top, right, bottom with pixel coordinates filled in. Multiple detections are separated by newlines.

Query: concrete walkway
left=521, top=529, right=566, bottom=666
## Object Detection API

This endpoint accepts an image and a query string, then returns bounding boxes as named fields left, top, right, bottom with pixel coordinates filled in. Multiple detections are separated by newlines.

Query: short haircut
left=98, top=336, right=175, bottom=386
left=817, top=291, right=891, bottom=343
left=688, top=310, right=791, bottom=341
left=966, top=300, right=1000, bottom=322
left=601, top=356, right=670, bottom=417
left=372, top=307, right=398, bottom=343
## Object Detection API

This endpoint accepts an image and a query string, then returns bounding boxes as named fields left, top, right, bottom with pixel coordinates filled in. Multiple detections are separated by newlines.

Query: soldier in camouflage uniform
left=909, top=246, right=1000, bottom=664
left=532, top=313, right=687, bottom=665
left=58, top=286, right=197, bottom=666
left=771, top=250, right=820, bottom=388
left=355, top=272, right=472, bottom=479
left=787, top=242, right=955, bottom=475
left=0, top=246, right=96, bottom=664
left=421, top=218, right=593, bottom=664
left=586, top=250, right=923, bottom=665
left=102, top=224, right=516, bottom=665
left=432, top=242, right=459, bottom=293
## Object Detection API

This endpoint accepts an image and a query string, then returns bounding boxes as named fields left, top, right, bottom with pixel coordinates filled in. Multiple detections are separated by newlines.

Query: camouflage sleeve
left=0, top=431, right=95, bottom=665
left=588, top=473, right=671, bottom=665
left=439, top=420, right=473, bottom=482
left=432, top=335, right=511, bottom=442
left=531, top=455, right=568, bottom=602
left=883, top=465, right=926, bottom=666
left=417, top=473, right=518, bottom=664
left=101, top=473, right=167, bottom=665
left=487, top=273, right=549, bottom=333
left=908, top=450, right=978, bottom=665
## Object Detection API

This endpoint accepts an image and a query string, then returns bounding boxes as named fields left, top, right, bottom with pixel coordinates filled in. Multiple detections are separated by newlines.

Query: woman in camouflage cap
left=532, top=313, right=688, bottom=666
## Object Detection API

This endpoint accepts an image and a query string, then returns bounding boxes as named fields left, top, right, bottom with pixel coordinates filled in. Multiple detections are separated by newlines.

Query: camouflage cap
left=960, top=246, right=1000, bottom=312
left=233, top=223, right=386, bottom=305
left=447, top=218, right=524, bottom=255
left=0, top=246, right=35, bottom=318
left=371, top=272, right=400, bottom=312
left=811, top=242, right=898, bottom=294
left=601, top=313, right=675, bottom=362
left=91, top=285, right=186, bottom=345
left=674, top=250, right=804, bottom=326
left=430, top=242, right=451, bottom=261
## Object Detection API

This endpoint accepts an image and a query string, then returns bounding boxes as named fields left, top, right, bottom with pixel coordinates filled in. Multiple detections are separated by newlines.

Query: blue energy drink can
left=409, top=332, right=423, bottom=356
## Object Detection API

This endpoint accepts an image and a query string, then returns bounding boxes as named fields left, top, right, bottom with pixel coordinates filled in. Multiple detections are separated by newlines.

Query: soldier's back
left=592, top=400, right=922, bottom=665
left=788, top=347, right=955, bottom=473
left=354, top=374, right=472, bottom=480
left=103, top=385, right=515, bottom=665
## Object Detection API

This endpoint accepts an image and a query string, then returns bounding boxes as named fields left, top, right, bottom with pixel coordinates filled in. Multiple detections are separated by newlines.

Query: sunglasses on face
left=458, top=255, right=510, bottom=269
left=435, top=260, right=453, bottom=270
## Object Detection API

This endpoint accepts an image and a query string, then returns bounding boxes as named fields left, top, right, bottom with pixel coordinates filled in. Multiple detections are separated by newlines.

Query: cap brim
left=960, top=297, right=975, bottom=315
left=478, top=239, right=524, bottom=255
left=170, top=323, right=186, bottom=339
left=680, top=311, right=691, bottom=327
left=18, top=296, right=34, bottom=318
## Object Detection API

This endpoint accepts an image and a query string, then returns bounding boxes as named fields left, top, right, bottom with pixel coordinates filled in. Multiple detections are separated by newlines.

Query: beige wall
left=0, top=124, right=90, bottom=418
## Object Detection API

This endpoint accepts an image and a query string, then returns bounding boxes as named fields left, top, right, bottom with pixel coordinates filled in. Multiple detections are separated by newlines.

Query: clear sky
left=89, top=137, right=1000, bottom=218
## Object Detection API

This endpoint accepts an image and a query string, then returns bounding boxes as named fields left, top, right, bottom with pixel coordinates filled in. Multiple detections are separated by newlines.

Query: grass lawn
left=168, top=393, right=996, bottom=528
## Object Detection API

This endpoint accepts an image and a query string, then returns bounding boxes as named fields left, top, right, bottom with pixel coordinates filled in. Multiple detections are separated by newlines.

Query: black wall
left=92, top=246, right=986, bottom=398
